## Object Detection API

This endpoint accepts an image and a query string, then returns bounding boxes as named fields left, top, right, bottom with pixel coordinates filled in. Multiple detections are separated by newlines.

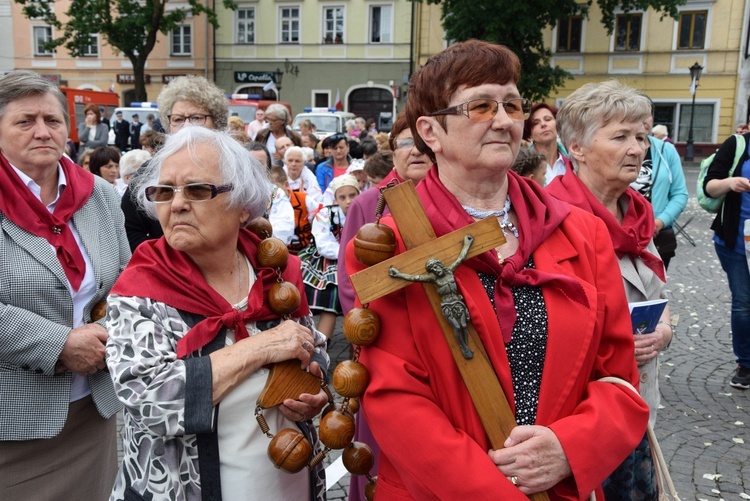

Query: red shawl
left=111, top=229, right=310, bottom=358
left=0, top=152, right=93, bottom=291
left=546, top=169, right=666, bottom=283
left=417, top=168, right=589, bottom=342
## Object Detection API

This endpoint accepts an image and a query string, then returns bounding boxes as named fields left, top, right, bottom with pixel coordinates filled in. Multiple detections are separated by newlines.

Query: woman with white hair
left=284, top=146, right=323, bottom=203
left=547, top=79, right=673, bottom=499
left=156, top=74, right=229, bottom=133
left=118, top=149, right=152, bottom=186
left=106, top=126, right=329, bottom=501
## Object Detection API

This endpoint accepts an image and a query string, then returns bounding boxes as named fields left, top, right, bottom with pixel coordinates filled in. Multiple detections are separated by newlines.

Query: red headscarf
left=111, top=229, right=310, bottom=358
left=417, top=168, right=589, bottom=342
left=546, top=168, right=666, bottom=283
left=0, top=152, right=94, bottom=291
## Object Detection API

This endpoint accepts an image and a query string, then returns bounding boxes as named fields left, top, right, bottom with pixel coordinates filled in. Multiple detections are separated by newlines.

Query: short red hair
left=406, top=40, right=522, bottom=162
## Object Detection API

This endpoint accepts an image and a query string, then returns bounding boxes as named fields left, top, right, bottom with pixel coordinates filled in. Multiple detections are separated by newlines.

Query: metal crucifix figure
left=389, top=234, right=475, bottom=359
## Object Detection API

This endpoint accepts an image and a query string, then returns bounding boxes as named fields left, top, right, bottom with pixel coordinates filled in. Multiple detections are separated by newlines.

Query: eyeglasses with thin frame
left=395, top=138, right=415, bottom=150
left=429, top=98, right=532, bottom=122
left=167, top=114, right=213, bottom=127
left=144, top=183, right=233, bottom=203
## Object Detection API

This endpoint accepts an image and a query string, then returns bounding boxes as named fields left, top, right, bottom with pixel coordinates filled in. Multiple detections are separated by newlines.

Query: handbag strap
left=597, top=376, right=682, bottom=501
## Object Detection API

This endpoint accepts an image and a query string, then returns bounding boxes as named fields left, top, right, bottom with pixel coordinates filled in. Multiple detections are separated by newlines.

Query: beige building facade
left=214, top=0, right=415, bottom=124
left=9, top=0, right=214, bottom=105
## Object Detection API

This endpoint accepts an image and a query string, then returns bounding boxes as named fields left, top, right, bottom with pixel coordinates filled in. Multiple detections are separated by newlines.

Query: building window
left=171, top=25, right=192, bottom=56
left=314, top=92, right=329, bottom=108
left=678, top=11, right=707, bottom=50
left=557, top=16, right=582, bottom=52
left=34, top=26, right=53, bottom=56
left=677, top=103, right=713, bottom=143
left=237, top=8, right=255, bottom=44
left=82, top=34, right=99, bottom=57
left=280, top=6, right=300, bottom=44
left=323, top=6, right=344, bottom=44
left=615, top=13, right=642, bottom=51
left=369, top=5, right=392, bottom=44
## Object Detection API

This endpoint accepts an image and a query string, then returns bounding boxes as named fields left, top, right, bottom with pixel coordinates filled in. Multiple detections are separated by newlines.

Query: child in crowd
left=346, top=159, right=368, bottom=192
left=363, top=151, right=394, bottom=187
left=511, top=148, right=547, bottom=186
left=299, top=175, right=361, bottom=339
left=266, top=167, right=296, bottom=246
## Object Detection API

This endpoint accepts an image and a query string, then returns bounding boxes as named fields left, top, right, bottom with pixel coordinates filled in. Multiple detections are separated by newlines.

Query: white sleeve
left=302, top=168, right=323, bottom=203
left=268, top=189, right=295, bottom=245
left=311, top=209, right=340, bottom=260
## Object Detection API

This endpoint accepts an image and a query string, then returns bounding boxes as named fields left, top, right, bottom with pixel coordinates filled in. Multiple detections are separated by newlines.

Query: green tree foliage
left=419, top=0, right=685, bottom=101
left=15, top=0, right=237, bottom=102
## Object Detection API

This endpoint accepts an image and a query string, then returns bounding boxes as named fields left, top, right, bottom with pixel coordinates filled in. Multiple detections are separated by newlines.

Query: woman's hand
left=210, top=320, right=316, bottom=405
left=256, top=319, right=316, bottom=369
left=634, top=323, right=670, bottom=365
left=489, top=425, right=571, bottom=494
left=653, top=218, right=665, bottom=236
left=727, top=176, right=750, bottom=193
left=278, top=362, right=328, bottom=421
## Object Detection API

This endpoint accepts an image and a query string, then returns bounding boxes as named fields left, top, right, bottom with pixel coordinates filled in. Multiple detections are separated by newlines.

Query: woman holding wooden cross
left=345, top=40, right=649, bottom=500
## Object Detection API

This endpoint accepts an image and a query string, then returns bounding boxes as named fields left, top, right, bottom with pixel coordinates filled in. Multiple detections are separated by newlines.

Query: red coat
left=345, top=206, right=648, bottom=500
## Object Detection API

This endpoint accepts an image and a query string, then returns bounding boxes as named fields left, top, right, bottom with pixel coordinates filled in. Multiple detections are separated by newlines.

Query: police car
left=292, top=108, right=355, bottom=140
left=108, top=102, right=160, bottom=146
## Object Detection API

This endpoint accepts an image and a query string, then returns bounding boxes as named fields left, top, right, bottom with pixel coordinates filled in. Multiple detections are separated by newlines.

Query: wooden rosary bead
left=342, top=441, right=375, bottom=476
left=346, top=398, right=360, bottom=415
left=319, top=409, right=356, bottom=450
left=269, top=281, right=301, bottom=315
left=364, top=477, right=377, bottom=501
left=247, top=217, right=274, bottom=240
left=257, top=238, right=290, bottom=269
left=332, top=360, right=370, bottom=399
left=267, top=428, right=312, bottom=473
left=323, top=402, right=354, bottom=419
left=343, top=308, right=381, bottom=346
left=91, top=301, right=108, bottom=322
left=353, top=223, right=397, bottom=265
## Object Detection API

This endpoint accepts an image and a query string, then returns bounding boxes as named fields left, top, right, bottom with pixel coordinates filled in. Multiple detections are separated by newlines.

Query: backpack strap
left=729, top=134, right=747, bottom=177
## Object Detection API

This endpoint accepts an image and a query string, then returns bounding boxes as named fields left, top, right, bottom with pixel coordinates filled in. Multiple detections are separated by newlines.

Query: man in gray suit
left=0, top=70, right=130, bottom=500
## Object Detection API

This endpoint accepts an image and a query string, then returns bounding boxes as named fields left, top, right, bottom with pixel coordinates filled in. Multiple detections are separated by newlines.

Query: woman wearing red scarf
left=106, top=127, right=329, bottom=501
left=344, top=41, right=648, bottom=500
left=548, top=80, right=673, bottom=499
left=0, top=70, right=130, bottom=500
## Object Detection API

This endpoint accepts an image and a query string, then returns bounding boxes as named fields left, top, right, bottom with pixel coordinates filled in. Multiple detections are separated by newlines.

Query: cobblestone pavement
left=119, top=162, right=750, bottom=500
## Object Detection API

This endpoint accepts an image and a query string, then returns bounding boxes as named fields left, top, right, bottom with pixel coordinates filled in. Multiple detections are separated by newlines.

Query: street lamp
left=273, top=67, right=284, bottom=99
left=685, top=62, right=704, bottom=162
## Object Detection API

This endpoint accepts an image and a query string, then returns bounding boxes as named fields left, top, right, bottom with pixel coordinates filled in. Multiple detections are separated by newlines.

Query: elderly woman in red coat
left=345, top=40, right=649, bottom=500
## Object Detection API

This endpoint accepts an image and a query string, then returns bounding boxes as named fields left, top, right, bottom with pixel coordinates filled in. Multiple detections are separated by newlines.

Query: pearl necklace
left=462, top=197, right=519, bottom=238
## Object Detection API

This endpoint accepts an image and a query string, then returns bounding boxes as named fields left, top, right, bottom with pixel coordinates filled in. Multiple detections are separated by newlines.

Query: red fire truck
left=60, top=87, right=120, bottom=143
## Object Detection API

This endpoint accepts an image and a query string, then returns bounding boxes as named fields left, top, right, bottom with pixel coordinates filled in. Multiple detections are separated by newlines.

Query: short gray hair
left=557, top=80, right=651, bottom=156
left=134, top=126, right=270, bottom=223
left=0, top=70, right=69, bottom=129
left=265, top=103, right=289, bottom=124
left=156, top=75, right=229, bottom=133
left=355, top=117, right=366, bottom=126
left=119, top=149, right=152, bottom=178
left=284, top=146, right=305, bottom=163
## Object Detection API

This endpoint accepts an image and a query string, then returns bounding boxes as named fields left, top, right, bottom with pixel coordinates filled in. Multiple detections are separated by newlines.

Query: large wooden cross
left=350, top=181, right=549, bottom=500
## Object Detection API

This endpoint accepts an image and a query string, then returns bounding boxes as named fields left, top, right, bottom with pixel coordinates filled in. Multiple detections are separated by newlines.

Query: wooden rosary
left=247, top=187, right=398, bottom=501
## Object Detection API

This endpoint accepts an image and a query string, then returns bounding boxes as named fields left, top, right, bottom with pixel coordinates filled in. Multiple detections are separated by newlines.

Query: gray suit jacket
left=77, top=122, right=109, bottom=151
left=0, top=176, right=131, bottom=440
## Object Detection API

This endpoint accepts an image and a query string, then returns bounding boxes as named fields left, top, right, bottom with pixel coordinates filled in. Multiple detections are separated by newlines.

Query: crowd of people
left=0, top=36, right=744, bottom=501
